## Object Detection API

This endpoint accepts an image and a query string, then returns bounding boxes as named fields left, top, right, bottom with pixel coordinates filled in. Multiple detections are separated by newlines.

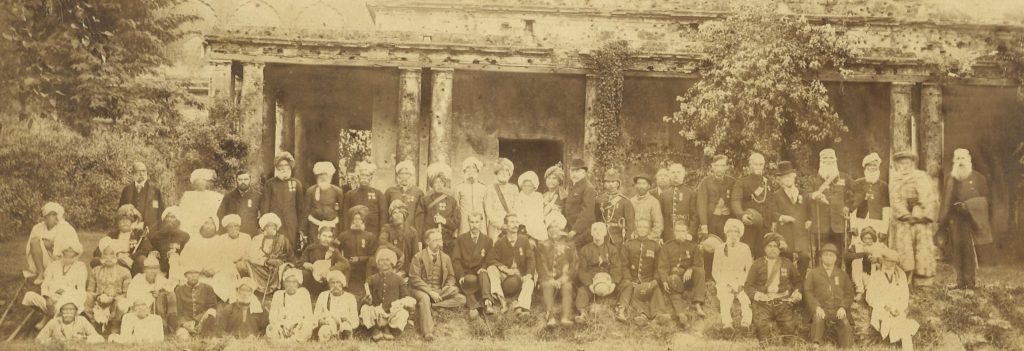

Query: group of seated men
left=20, top=150, right=924, bottom=349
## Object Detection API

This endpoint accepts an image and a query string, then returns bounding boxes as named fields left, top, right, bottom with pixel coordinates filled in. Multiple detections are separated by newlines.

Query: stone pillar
left=240, top=62, right=268, bottom=178
left=890, top=82, right=915, bottom=169
left=398, top=68, right=422, bottom=177
left=208, top=60, right=234, bottom=100
left=583, top=74, right=599, bottom=170
left=920, top=83, right=944, bottom=179
left=429, top=68, right=453, bottom=165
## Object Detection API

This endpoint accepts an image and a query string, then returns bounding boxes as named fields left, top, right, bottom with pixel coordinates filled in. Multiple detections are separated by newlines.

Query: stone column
left=240, top=62, right=268, bottom=178
left=583, top=74, right=599, bottom=170
left=921, top=83, right=944, bottom=179
left=398, top=68, right=423, bottom=177
left=208, top=59, right=234, bottom=100
left=890, top=82, right=915, bottom=168
left=429, top=68, right=454, bottom=165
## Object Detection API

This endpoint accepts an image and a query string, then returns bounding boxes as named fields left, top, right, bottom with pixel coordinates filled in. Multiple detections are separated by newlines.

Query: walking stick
left=813, top=204, right=820, bottom=269
left=0, top=280, right=27, bottom=326
left=6, top=310, right=35, bottom=342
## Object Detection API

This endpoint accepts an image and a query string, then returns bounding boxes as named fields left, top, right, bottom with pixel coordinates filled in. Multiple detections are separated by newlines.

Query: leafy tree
left=583, top=40, right=635, bottom=176
left=665, top=2, right=852, bottom=163
left=0, top=0, right=194, bottom=132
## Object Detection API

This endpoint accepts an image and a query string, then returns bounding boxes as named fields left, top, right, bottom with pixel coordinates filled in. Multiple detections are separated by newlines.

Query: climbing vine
left=583, top=40, right=635, bottom=176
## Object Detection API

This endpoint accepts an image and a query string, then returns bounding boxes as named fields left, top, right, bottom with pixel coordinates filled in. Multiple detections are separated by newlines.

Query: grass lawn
left=0, top=231, right=1022, bottom=350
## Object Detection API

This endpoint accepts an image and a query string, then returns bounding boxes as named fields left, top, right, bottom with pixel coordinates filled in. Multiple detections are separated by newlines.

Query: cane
left=0, top=280, right=27, bottom=326
left=6, top=310, right=35, bottom=342
left=812, top=204, right=820, bottom=268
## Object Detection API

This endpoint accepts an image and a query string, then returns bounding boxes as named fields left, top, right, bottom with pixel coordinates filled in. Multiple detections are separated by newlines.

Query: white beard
left=275, top=169, right=292, bottom=180
left=864, top=169, right=880, bottom=184
left=818, top=163, right=840, bottom=180
left=951, top=162, right=973, bottom=181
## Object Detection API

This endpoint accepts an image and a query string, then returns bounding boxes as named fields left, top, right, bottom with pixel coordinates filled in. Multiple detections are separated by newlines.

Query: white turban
left=545, top=211, right=567, bottom=230
left=461, top=157, right=482, bottom=172
left=53, top=292, right=86, bottom=317
left=189, top=168, right=216, bottom=185
left=426, top=163, right=452, bottom=184
left=819, top=148, right=837, bottom=159
left=161, top=206, right=180, bottom=221
left=221, top=214, right=242, bottom=228
left=326, top=270, right=348, bottom=286
left=282, top=268, right=303, bottom=284
left=517, top=171, right=539, bottom=188
left=354, top=161, right=377, bottom=175
left=954, top=148, right=971, bottom=159
left=259, top=213, right=282, bottom=229
left=54, top=236, right=84, bottom=256
left=724, top=218, right=745, bottom=236
left=313, top=162, right=336, bottom=176
left=495, top=158, right=514, bottom=175
left=98, top=237, right=129, bottom=254
left=395, top=160, right=416, bottom=175
left=862, top=153, right=881, bottom=167
left=375, top=247, right=398, bottom=265
left=143, top=256, right=160, bottom=268
left=41, top=202, right=65, bottom=219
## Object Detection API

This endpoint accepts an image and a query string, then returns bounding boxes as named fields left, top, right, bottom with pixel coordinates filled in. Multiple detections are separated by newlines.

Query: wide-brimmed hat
left=633, top=173, right=653, bottom=184
left=893, top=151, right=918, bottom=162
left=591, top=272, right=614, bottom=297
left=775, top=161, right=796, bottom=176
left=501, top=275, right=523, bottom=296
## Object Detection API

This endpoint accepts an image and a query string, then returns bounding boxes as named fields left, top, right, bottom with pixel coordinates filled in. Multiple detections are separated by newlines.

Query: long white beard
left=951, top=162, right=973, bottom=181
left=818, top=163, right=840, bottom=180
left=275, top=168, right=292, bottom=180
left=864, top=169, right=880, bottom=184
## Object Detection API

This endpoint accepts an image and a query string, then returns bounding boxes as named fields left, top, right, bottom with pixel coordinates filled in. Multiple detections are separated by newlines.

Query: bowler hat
left=633, top=173, right=653, bottom=184
left=893, top=151, right=918, bottom=162
left=820, top=243, right=839, bottom=255
left=460, top=274, right=480, bottom=294
left=775, top=161, right=796, bottom=176
left=502, top=275, right=523, bottom=296
left=744, top=208, right=765, bottom=227
left=568, top=159, right=588, bottom=171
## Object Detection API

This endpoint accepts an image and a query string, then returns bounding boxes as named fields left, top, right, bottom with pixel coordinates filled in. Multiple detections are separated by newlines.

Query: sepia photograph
left=0, top=0, right=1023, bottom=350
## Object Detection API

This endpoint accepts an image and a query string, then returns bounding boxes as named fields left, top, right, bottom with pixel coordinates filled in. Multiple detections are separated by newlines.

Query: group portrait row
left=22, top=145, right=993, bottom=351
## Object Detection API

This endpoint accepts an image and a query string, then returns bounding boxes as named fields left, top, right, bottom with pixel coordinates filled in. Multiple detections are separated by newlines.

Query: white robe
left=25, top=221, right=79, bottom=279
left=176, top=235, right=236, bottom=300
left=126, top=274, right=174, bottom=303
left=268, top=288, right=314, bottom=338
left=177, top=190, right=224, bottom=237
left=865, top=268, right=919, bottom=343
left=219, top=233, right=253, bottom=266
left=113, top=313, right=164, bottom=343
left=514, top=191, right=547, bottom=241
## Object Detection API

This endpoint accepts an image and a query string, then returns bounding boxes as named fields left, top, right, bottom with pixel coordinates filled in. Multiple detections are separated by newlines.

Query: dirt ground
left=0, top=231, right=1021, bottom=350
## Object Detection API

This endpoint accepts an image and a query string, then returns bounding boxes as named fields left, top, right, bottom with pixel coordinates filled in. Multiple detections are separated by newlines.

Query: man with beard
left=177, top=169, right=223, bottom=237
left=565, top=159, right=597, bottom=248
left=485, top=158, right=520, bottom=241
left=416, top=163, right=461, bottom=254
left=652, top=168, right=670, bottom=198
left=889, top=151, right=939, bottom=287
left=261, top=152, right=307, bottom=253
left=339, top=205, right=378, bottom=297
left=119, top=162, right=165, bottom=232
left=597, top=168, right=635, bottom=248
left=218, top=171, right=261, bottom=236
left=456, top=157, right=488, bottom=235
left=660, top=163, right=698, bottom=242
left=343, top=161, right=387, bottom=236
left=452, top=212, right=492, bottom=320
left=851, top=153, right=890, bottom=223
left=697, top=155, right=736, bottom=241
left=731, top=153, right=772, bottom=258
left=385, top=161, right=424, bottom=227
left=937, top=148, right=992, bottom=290
left=768, top=161, right=813, bottom=277
left=631, top=173, right=664, bottom=244
left=806, top=149, right=854, bottom=261
left=306, top=162, right=345, bottom=239
left=745, top=233, right=803, bottom=343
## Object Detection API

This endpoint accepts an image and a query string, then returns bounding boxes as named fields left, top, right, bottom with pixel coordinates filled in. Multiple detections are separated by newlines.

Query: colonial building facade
left=172, top=0, right=1024, bottom=240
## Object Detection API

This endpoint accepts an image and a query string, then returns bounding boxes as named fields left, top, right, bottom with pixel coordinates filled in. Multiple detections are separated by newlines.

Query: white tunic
left=269, top=288, right=313, bottom=328
left=865, top=268, right=919, bottom=343
left=25, top=221, right=79, bottom=278
left=176, top=235, right=237, bottom=300
left=116, top=313, right=164, bottom=342
left=513, top=190, right=547, bottom=241
left=177, top=190, right=224, bottom=237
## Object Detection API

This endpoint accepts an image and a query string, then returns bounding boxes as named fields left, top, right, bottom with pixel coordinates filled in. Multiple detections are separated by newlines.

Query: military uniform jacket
left=260, top=177, right=306, bottom=240
left=218, top=187, right=261, bottom=236
left=537, top=242, right=577, bottom=283
left=576, top=242, right=622, bottom=286
left=659, top=184, right=698, bottom=240
left=804, top=173, right=855, bottom=234
left=804, top=266, right=854, bottom=312
left=851, top=178, right=889, bottom=220
left=306, top=184, right=345, bottom=223
left=697, top=175, right=736, bottom=227
left=339, top=229, right=378, bottom=265
left=656, top=239, right=703, bottom=283
left=565, top=178, right=597, bottom=235
left=384, top=185, right=424, bottom=225
left=744, top=257, right=801, bottom=297
left=452, top=232, right=492, bottom=278
left=414, top=191, right=461, bottom=240
left=486, top=234, right=536, bottom=276
left=731, top=174, right=772, bottom=228
left=379, top=223, right=420, bottom=271
left=767, top=187, right=811, bottom=255
left=366, top=270, right=409, bottom=310
left=621, top=238, right=660, bottom=284
left=596, top=193, right=636, bottom=245
left=174, top=282, right=218, bottom=324
left=343, top=186, right=387, bottom=235
left=120, top=182, right=165, bottom=231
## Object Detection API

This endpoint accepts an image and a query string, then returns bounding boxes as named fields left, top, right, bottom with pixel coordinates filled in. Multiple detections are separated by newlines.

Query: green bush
left=0, top=119, right=177, bottom=238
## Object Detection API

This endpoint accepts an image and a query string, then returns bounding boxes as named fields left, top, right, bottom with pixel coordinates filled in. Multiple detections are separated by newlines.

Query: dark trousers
left=664, top=269, right=707, bottom=320
left=751, top=300, right=798, bottom=341
left=743, top=224, right=765, bottom=258
left=461, top=273, right=490, bottom=310
left=810, top=308, right=853, bottom=348
left=617, top=280, right=659, bottom=317
left=541, top=279, right=574, bottom=318
left=950, top=215, right=978, bottom=288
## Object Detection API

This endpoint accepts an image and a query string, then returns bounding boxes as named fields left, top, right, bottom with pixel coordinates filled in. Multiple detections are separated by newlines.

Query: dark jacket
left=744, top=256, right=801, bottom=297
left=767, top=187, right=811, bottom=255
left=696, top=174, right=736, bottom=227
left=217, top=187, right=262, bottom=235
left=366, top=270, right=409, bottom=310
left=731, top=174, right=772, bottom=229
left=537, top=241, right=577, bottom=283
left=486, top=233, right=535, bottom=276
left=803, top=266, right=854, bottom=312
left=659, top=184, right=698, bottom=241
left=596, top=193, right=636, bottom=245
left=378, top=223, right=420, bottom=272
left=408, top=249, right=457, bottom=292
left=576, top=242, right=622, bottom=286
left=656, top=238, right=703, bottom=283
left=850, top=178, right=888, bottom=220
left=261, top=177, right=306, bottom=242
left=803, top=173, right=854, bottom=234
left=621, top=238, right=660, bottom=284
left=565, top=178, right=597, bottom=241
left=938, top=171, right=993, bottom=245
left=414, top=191, right=460, bottom=243
left=119, top=182, right=165, bottom=231
left=384, top=185, right=424, bottom=225
left=451, top=232, right=493, bottom=278
left=343, top=185, right=387, bottom=235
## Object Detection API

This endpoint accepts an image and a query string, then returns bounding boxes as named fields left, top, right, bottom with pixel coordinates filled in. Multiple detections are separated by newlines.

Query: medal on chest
left=288, top=181, right=297, bottom=193
left=480, top=249, right=486, bottom=258
left=834, top=276, right=840, bottom=285
left=152, top=200, right=159, bottom=209
left=438, top=202, right=447, bottom=211
left=518, top=247, right=524, bottom=256
left=360, top=239, right=366, bottom=249
left=368, top=192, right=376, bottom=201
left=866, top=190, right=874, bottom=200
left=781, top=268, right=789, bottom=277
left=247, top=199, right=253, bottom=207
left=645, top=249, right=655, bottom=258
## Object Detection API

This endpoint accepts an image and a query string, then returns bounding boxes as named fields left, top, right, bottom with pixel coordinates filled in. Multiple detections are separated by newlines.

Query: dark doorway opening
left=498, top=138, right=563, bottom=191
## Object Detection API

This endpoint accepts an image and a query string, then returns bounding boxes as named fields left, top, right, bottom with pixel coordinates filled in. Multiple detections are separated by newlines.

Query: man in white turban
left=25, top=202, right=81, bottom=285
left=514, top=171, right=547, bottom=243
left=455, top=157, right=488, bottom=235
left=306, top=161, right=345, bottom=242
left=267, top=268, right=314, bottom=340
left=178, top=168, right=224, bottom=237
left=385, top=160, right=424, bottom=227
left=485, top=158, right=519, bottom=241
left=343, top=161, right=387, bottom=235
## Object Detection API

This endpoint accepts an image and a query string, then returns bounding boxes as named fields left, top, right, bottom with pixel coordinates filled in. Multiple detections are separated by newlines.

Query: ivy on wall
left=583, top=40, right=635, bottom=177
